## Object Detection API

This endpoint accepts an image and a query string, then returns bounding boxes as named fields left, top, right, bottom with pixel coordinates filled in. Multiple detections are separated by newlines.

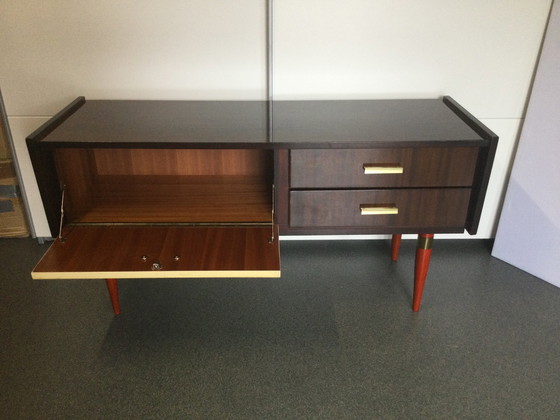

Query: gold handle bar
left=363, top=164, right=404, bottom=175
left=360, top=204, right=399, bottom=216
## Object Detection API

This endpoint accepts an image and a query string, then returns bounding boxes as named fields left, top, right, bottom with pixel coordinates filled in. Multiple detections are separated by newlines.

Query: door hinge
left=58, top=184, right=66, bottom=241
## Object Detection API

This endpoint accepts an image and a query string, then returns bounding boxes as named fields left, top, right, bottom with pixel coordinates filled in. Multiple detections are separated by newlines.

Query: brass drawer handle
left=363, top=164, right=403, bottom=175
left=360, top=204, right=398, bottom=215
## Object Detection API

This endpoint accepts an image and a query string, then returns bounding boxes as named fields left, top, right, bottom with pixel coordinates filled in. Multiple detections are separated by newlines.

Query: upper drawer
left=290, top=147, right=479, bottom=188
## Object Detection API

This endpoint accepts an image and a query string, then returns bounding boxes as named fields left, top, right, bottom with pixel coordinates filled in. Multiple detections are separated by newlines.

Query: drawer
left=289, top=189, right=471, bottom=230
left=290, top=147, right=479, bottom=188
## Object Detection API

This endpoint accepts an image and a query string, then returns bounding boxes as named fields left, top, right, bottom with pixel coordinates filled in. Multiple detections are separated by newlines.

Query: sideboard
left=26, top=97, right=498, bottom=313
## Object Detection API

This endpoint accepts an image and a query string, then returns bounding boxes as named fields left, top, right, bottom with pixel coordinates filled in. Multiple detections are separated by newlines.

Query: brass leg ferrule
left=417, top=234, right=434, bottom=250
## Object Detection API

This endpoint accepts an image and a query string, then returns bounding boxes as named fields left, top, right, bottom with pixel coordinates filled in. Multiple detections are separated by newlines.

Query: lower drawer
left=289, top=188, right=471, bottom=230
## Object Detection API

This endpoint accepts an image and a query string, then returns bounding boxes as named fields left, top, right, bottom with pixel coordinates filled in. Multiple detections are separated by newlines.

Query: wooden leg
left=412, top=234, right=434, bottom=312
left=105, top=278, right=121, bottom=315
left=391, top=234, right=402, bottom=261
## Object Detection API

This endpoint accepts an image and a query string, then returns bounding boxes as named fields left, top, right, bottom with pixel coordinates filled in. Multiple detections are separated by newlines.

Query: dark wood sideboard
left=26, top=97, right=498, bottom=313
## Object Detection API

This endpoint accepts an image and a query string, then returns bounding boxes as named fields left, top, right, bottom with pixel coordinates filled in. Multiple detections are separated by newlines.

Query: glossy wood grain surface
left=53, top=148, right=274, bottom=224
left=40, top=101, right=269, bottom=146
left=32, top=226, right=280, bottom=279
left=290, top=147, right=479, bottom=189
left=39, top=99, right=485, bottom=147
left=72, top=175, right=272, bottom=223
left=92, top=148, right=272, bottom=176
left=272, top=100, right=484, bottom=146
left=289, top=188, right=471, bottom=231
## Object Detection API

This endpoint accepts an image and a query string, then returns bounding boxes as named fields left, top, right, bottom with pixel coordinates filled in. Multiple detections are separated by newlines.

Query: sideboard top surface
left=37, top=98, right=485, bottom=148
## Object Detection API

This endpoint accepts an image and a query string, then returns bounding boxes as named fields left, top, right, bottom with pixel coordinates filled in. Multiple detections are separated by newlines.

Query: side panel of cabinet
left=274, top=149, right=290, bottom=233
left=26, top=142, right=63, bottom=237
left=25, top=97, right=87, bottom=237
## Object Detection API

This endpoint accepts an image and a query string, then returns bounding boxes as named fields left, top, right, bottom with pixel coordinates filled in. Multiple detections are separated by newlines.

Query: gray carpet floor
left=1, top=237, right=559, bottom=419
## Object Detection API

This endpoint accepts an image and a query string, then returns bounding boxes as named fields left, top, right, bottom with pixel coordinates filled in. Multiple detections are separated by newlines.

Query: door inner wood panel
left=32, top=226, right=280, bottom=279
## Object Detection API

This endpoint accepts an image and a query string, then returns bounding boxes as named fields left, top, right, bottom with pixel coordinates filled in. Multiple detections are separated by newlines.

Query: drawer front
left=290, top=189, right=471, bottom=230
left=290, top=147, right=479, bottom=188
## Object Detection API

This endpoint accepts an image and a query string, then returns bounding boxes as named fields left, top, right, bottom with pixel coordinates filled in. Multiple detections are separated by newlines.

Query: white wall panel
left=273, top=0, right=551, bottom=118
left=492, top=0, right=560, bottom=287
left=5, top=117, right=51, bottom=237
left=1, top=0, right=266, bottom=116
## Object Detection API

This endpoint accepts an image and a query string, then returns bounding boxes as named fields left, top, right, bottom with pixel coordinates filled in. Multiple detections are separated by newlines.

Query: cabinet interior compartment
left=53, top=148, right=274, bottom=225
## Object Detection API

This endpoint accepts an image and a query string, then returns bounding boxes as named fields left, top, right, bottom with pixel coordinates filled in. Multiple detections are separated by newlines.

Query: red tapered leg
left=391, top=234, right=402, bottom=261
left=412, top=234, right=434, bottom=312
left=105, top=278, right=121, bottom=315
